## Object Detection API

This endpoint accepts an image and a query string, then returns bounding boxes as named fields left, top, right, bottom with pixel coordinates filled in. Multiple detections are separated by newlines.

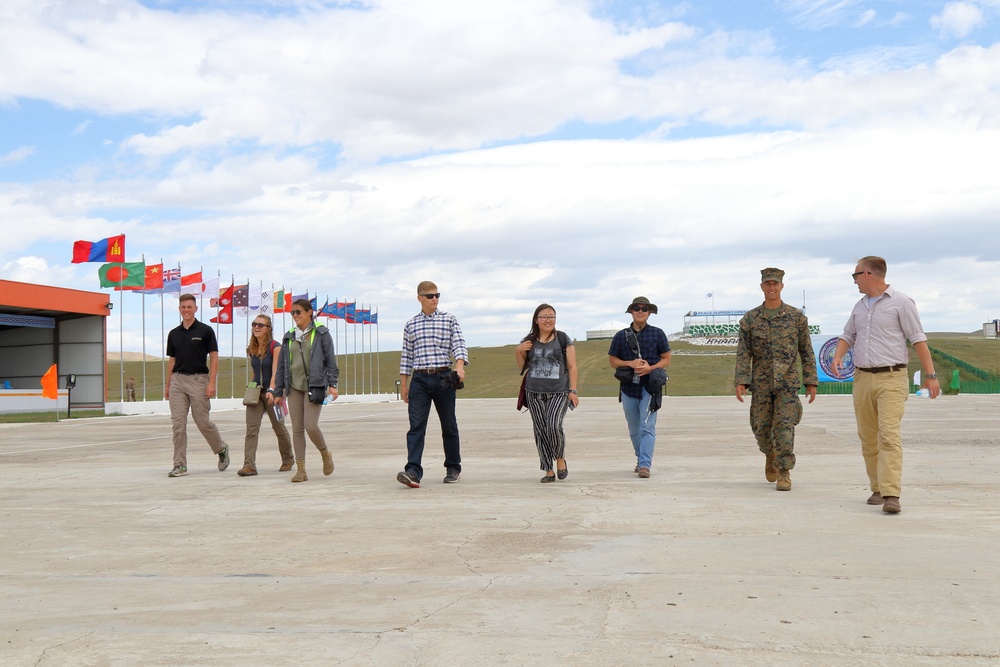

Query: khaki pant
left=169, top=373, right=226, bottom=467
left=286, top=388, right=328, bottom=460
left=243, top=388, right=293, bottom=469
left=853, top=369, right=909, bottom=497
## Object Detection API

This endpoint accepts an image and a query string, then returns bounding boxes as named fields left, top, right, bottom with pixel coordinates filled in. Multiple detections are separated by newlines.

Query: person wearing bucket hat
left=608, top=296, right=672, bottom=478
left=735, top=268, right=818, bottom=492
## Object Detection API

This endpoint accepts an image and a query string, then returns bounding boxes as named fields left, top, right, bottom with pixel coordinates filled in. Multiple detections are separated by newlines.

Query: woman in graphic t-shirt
left=515, top=304, right=579, bottom=482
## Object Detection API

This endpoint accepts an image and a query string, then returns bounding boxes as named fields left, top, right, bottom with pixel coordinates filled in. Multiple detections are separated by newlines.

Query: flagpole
left=375, top=308, right=380, bottom=395
left=160, top=264, right=166, bottom=400
left=118, top=272, right=125, bottom=404
left=230, top=275, right=235, bottom=399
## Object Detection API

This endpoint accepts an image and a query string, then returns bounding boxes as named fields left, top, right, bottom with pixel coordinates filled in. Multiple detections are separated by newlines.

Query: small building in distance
left=586, top=320, right=629, bottom=341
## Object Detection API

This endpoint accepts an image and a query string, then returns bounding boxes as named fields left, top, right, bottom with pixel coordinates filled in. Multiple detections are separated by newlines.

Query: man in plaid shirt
left=397, top=281, right=469, bottom=488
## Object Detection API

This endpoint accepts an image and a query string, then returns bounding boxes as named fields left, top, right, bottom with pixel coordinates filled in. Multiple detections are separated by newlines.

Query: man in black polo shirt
left=164, top=293, right=229, bottom=477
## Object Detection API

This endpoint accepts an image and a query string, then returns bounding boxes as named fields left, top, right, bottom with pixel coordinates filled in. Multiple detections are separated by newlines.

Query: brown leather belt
left=414, top=367, right=451, bottom=375
left=856, top=364, right=907, bottom=373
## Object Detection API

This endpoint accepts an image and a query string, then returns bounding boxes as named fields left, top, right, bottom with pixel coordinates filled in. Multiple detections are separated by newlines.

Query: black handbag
left=308, top=386, right=327, bottom=404
left=614, top=367, right=635, bottom=383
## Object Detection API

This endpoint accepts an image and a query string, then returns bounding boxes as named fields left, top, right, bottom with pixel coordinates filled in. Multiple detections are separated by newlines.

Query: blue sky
left=2, top=0, right=999, bottom=355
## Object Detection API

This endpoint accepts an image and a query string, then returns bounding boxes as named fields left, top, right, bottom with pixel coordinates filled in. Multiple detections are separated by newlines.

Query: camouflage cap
left=761, top=267, right=784, bottom=283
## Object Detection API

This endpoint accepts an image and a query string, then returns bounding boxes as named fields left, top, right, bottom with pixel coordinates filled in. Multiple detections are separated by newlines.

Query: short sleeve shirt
left=608, top=324, right=671, bottom=399
left=166, top=319, right=218, bottom=374
left=525, top=336, right=573, bottom=393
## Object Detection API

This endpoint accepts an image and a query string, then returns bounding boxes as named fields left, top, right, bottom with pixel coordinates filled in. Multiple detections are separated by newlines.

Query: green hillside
left=106, top=332, right=998, bottom=401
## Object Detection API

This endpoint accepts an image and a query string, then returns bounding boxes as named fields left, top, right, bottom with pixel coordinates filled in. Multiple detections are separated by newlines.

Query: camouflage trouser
left=749, top=388, right=802, bottom=471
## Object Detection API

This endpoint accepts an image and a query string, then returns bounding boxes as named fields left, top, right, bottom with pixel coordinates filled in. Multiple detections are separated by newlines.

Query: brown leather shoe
left=638, top=467, right=650, bottom=478
left=775, top=469, right=791, bottom=491
left=882, top=496, right=901, bottom=514
left=765, top=452, right=778, bottom=483
left=279, top=462, right=294, bottom=472
left=237, top=465, right=257, bottom=477
left=867, top=491, right=884, bottom=505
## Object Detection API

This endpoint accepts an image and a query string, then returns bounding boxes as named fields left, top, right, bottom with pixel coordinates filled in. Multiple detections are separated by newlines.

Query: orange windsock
left=41, top=364, right=58, bottom=400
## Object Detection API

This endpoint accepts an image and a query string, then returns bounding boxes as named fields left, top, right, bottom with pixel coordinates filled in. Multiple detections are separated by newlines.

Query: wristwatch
left=925, top=374, right=938, bottom=380
left=568, top=389, right=578, bottom=394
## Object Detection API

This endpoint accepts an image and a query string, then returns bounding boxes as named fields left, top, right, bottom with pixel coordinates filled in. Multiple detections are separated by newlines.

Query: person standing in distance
left=165, top=293, right=230, bottom=477
left=832, top=256, right=940, bottom=514
left=735, top=268, right=818, bottom=492
left=608, top=296, right=671, bottom=478
left=397, top=282, right=469, bottom=488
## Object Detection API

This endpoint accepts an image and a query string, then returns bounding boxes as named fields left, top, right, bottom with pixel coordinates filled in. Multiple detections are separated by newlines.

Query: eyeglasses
left=851, top=271, right=869, bottom=279
left=291, top=309, right=305, bottom=315
left=251, top=322, right=268, bottom=328
left=420, top=293, right=441, bottom=299
left=537, top=316, right=556, bottom=321
left=631, top=306, right=650, bottom=312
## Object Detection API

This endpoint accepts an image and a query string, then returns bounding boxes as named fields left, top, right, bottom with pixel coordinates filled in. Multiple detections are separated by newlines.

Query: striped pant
left=525, top=391, right=570, bottom=471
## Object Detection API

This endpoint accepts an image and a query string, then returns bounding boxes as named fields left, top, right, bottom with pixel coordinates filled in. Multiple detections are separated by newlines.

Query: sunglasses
left=420, top=293, right=441, bottom=299
left=631, top=306, right=650, bottom=312
left=251, top=322, right=268, bottom=328
left=291, top=309, right=306, bottom=315
left=851, top=271, right=870, bottom=279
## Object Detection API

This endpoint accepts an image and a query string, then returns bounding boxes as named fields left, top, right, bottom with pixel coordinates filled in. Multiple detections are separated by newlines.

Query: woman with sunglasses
left=238, top=315, right=294, bottom=476
left=515, top=304, right=579, bottom=483
left=274, top=299, right=339, bottom=482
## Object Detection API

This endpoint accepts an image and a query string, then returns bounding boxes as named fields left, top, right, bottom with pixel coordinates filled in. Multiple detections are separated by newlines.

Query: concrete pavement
left=1, top=395, right=998, bottom=666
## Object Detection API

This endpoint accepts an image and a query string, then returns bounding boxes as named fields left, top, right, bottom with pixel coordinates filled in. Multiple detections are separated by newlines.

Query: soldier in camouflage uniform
left=735, top=268, right=818, bottom=491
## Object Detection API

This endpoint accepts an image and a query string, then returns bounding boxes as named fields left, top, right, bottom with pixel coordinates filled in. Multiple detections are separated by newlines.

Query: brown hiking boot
left=279, top=461, right=294, bottom=472
left=320, top=448, right=334, bottom=476
left=775, top=469, right=791, bottom=491
left=765, top=452, right=778, bottom=483
left=867, top=491, right=884, bottom=505
left=882, top=496, right=901, bottom=514
left=637, top=467, right=651, bottom=478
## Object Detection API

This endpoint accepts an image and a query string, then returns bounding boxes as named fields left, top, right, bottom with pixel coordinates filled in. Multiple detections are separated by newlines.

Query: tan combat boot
left=776, top=469, right=791, bottom=491
left=320, top=448, right=334, bottom=476
left=765, top=452, right=778, bottom=483
left=291, top=459, right=308, bottom=483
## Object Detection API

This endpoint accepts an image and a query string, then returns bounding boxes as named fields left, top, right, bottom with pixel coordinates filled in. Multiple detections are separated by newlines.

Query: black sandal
left=557, top=462, right=568, bottom=480
left=540, top=474, right=556, bottom=483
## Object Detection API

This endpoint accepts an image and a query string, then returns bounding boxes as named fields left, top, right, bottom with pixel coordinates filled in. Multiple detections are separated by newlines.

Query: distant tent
left=586, top=320, right=629, bottom=341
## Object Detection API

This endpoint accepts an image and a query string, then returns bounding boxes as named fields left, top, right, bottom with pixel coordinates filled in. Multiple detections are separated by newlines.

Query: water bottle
left=915, top=388, right=930, bottom=398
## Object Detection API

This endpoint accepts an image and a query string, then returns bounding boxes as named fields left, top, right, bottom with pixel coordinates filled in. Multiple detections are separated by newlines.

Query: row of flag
left=73, top=235, right=378, bottom=325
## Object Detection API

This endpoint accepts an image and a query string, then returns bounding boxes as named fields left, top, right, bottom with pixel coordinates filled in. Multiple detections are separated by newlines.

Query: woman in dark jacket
left=238, top=314, right=293, bottom=476
left=274, top=299, right=339, bottom=482
left=515, top=303, right=579, bottom=483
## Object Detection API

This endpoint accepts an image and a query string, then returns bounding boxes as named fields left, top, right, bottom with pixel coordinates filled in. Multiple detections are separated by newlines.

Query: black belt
left=856, top=364, right=907, bottom=374
left=174, top=372, right=208, bottom=376
left=414, top=367, right=451, bottom=375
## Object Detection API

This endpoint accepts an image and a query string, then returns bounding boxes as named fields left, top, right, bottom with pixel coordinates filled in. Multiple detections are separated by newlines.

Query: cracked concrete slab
left=1, top=395, right=998, bottom=665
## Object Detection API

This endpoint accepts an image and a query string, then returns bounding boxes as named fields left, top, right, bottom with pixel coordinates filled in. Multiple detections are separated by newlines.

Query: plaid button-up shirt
left=400, top=309, right=469, bottom=375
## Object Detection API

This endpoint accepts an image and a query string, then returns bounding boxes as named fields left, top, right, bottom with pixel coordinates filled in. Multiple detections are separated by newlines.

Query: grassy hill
left=106, top=332, right=998, bottom=401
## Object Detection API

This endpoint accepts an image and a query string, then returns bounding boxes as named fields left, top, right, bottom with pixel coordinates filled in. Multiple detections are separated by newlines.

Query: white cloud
left=777, top=0, right=866, bottom=29
left=2, top=2, right=1000, bottom=349
left=0, top=146, right=34, bottom=165
left=931, top=2, right=985, bottom=39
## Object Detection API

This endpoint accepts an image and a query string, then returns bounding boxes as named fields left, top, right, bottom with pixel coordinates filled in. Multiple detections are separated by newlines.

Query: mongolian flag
left=72, top=235, right=125, bottom=263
